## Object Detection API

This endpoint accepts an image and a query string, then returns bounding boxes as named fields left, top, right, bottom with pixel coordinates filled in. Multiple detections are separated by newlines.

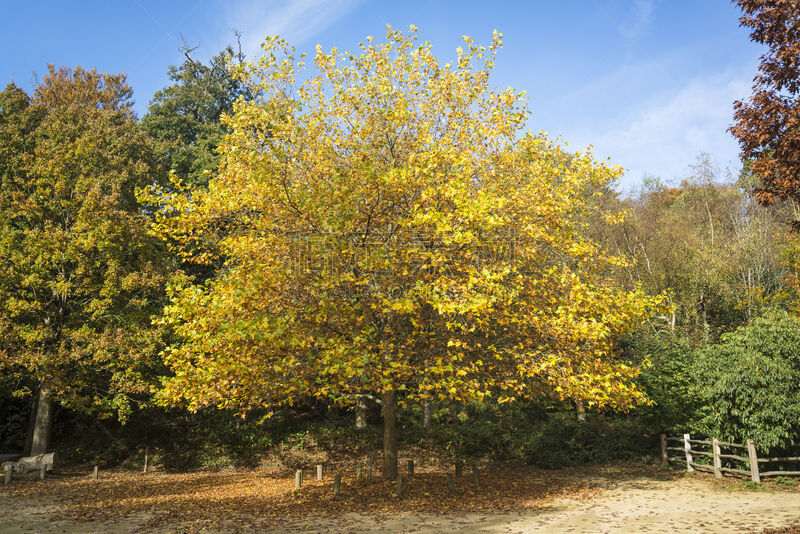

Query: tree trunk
left=23, top=390, right=40, bottom=455
left=382, top=389, right=398, bottom=480
left=700, top=294, right=709, bottom=342
left=355, top=396, right=368, bottom=429
left=29, top=386, right=53, bottom=455
left=576, top=398, right=586, bottom=423
left=422, top=401, right=432, bottom=430
left=670, top=308, right=676, bottom=332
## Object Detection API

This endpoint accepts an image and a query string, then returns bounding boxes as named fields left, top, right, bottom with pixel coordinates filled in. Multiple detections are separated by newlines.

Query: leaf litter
left=1, top=460, right=611, bottom=533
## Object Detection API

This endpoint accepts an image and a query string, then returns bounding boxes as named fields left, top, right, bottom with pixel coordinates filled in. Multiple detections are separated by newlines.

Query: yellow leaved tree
left=141, top=27, right=661, bottom=478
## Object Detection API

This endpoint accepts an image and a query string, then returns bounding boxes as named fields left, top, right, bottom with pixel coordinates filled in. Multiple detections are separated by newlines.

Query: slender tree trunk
left=422, top=401, right=432, bottom=430
left=29, top=386, right=53, bottom=455
left=355, top=396, right=368, bottom=429
left=576, top=398, right=586, bottom=423
left=382, top=389, right=398, bottom=480
left=699, top=294, right=709, bottom=342
left=23, top=390, right=40, bottom=455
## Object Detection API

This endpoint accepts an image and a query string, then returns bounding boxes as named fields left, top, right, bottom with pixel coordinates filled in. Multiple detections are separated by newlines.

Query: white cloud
left=619, top=0, right=654, bottom=40
left=563, top=65, right=755, bottom=190
left=223, top=0, right=362, bottom=57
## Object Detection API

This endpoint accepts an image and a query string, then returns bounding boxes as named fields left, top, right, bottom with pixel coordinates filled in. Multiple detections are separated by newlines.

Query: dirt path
left=511, top=476, right=800, bottom=533
left=1, top=468, right=798, bottom=533
left=275, top=475, right=800, bottom=533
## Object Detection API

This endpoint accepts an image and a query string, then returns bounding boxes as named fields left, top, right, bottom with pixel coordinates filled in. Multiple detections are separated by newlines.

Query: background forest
left=3, top=2, right=800, bottom=475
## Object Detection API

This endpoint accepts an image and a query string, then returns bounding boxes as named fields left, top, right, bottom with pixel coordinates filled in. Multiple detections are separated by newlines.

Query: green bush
left=691, top=309, right=800, bottom=451
left=397, top=399, right=654, bottom=468
left=621, top=330, right=699, bottom=434
left=524, top=415, right=653, bottom=468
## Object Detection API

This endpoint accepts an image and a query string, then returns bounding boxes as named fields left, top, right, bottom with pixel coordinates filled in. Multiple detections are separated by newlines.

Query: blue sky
left=0, top=1, right=763, bottom=191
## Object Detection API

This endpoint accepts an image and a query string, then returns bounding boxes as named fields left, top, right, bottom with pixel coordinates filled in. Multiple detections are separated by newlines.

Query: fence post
left=746, top=439, right=760, bottom=484
left=295, top=469, right=303, bottom=489
left=39, top=463, right=46, bottom=480
left=660, top=434, right=668, bottom=466
left=712, top=437, right=722, bottom=478
left=683, top=433, right=693, bottom=472
left=396, top=474, right=404, bottom=496
left=4, top=464, right=12, bottom=486
left=316, top=464, right=323, bottom=481
left=334, top=474, right=341, bottom=496
left=93, top=466, right=98, bottom=479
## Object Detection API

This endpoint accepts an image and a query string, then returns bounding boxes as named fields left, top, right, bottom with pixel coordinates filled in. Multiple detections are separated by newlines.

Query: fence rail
left=661, top=433, right=800, bottom=483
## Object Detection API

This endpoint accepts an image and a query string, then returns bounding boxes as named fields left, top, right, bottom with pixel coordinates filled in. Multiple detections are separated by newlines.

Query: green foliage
left=740, top=480, right=763, bottom=490
left=397, top=400, right=653, bottom=468
left=774, top=476, right=798, bottom=487
left=53, top=404, right=382, bottom=471
left=523, top=416, right=652, bottom=469
left=692, top=309, right=800, bottom=450
left=398, top=401, right=531, bottom=460
left=622, top=330, right=698, bottom=434
left=0, top=395, right=29, bottom=451
left=142, top=47, right=251, bottom=188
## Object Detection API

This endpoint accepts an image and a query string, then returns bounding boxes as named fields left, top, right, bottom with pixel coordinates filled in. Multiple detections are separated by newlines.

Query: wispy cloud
left=574, top=66, right=754, bottom=189
left=620, top=0, right=654, bottom=40
left=224, top=0, right=362, bottom=56
left=593, top=0, right=654, bottom=41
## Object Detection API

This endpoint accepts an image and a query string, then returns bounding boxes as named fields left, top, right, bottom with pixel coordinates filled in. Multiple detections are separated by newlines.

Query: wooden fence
left=661, top=433, right=800, bottom=483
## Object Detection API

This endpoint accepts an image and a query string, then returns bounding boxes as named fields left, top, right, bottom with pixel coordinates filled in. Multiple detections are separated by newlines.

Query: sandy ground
left=1, top=470, right=799, bottom=533
left=275, top=475, right=800, bottom=534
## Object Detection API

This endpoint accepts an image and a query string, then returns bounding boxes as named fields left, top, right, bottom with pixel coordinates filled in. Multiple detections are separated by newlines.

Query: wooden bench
left=2, top=452, right=56, bottom=475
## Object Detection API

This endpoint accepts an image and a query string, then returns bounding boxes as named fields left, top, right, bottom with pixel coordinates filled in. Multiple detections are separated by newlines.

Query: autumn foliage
left=0, top=67, right=169, bottom=427
left=141, top=27, right=661, bottom=478
left=731, top=1, right=800, bottom=224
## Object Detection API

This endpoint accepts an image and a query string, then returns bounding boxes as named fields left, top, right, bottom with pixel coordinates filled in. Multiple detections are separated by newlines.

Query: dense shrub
left=396, top=399, right=654, bottom=468
left=691, top=309, right=800, bottom=450
left=621, top=330, right=698, bottom=435
left=33, top=393, right=657, bottom=471
left=522, top=415, right=653, bottom=468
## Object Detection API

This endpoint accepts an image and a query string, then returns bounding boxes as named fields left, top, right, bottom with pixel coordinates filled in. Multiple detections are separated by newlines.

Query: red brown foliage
left=731, top=1, right=800, bottom=226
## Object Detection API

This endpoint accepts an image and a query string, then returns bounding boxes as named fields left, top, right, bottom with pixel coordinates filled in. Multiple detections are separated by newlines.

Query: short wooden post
left=4, top=464, right=12, bottom=486
left=143, top=446, right=149, bottom=474
left=455, top=460, right=463, bottom=478
left=334, top=474, right=341, bottom=496
left=316, top=464, right=323, bottom=481
left=472, top=466, right=480, bottom=487
left=407, top=460, right=414, bottom=477
left=683, top=433, right=693, bottom=472
left=746, top=439, right=760, bottom=484
left=356, top=466, right=362, bottom=478
left=93, top=466, right=98, bottom=479
left=366, top=455, right=372, bottom=486
left=712, top=438, right=722, bottom=479
left=39, top=463, right=46, bottom=480
left=396, top=474, right=404, bottom=496
left=447, top=473, right=455, bottom=492
left=660, top=434, right=668, bottom=466
left=295, top=469, right=303, bottom=489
